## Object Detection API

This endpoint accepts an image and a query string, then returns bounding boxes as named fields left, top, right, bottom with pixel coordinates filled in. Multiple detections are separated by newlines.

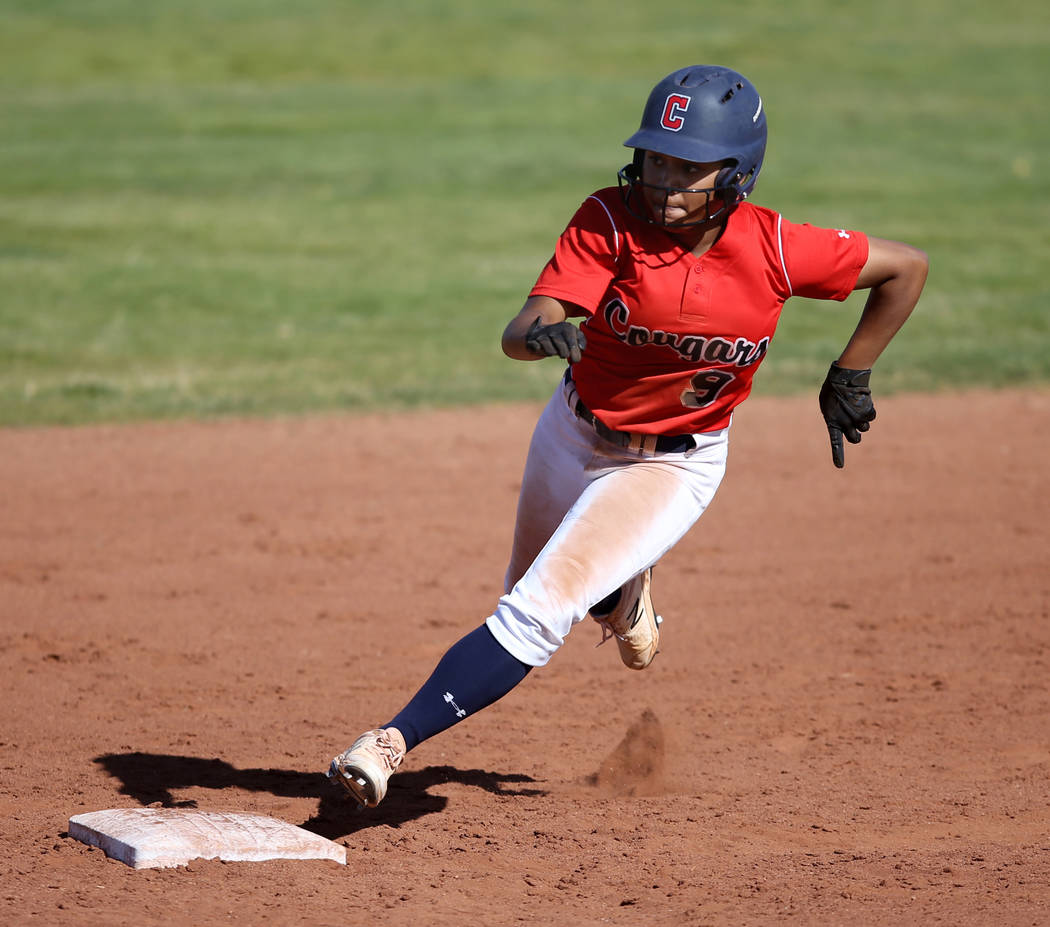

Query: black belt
left=565, top=371, right=696, bottom=453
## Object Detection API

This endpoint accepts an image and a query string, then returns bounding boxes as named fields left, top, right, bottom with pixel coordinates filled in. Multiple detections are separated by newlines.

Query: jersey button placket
left=680, top=260, right=708, bottom=322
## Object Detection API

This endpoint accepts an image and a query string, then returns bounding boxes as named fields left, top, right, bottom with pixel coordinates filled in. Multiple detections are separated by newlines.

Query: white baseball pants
left=486, top=374, right=729, bottom=667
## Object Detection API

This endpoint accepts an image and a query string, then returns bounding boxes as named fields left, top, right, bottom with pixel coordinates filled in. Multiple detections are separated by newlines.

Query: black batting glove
left=818, top=362, right=876, bottom=469
left=525, top=317, right=587, bottom=364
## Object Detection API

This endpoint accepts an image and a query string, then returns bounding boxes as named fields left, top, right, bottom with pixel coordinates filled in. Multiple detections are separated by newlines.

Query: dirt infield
left=2, top=389, right=1048, bottom=925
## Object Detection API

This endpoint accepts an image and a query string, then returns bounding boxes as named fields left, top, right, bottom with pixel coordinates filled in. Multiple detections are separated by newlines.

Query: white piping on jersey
left=776, top=212, right=793, bottom=296
left=586, top=195, right=621, bottom=258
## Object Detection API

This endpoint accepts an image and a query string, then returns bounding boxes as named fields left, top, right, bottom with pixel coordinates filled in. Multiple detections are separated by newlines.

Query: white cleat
left=327, top=728, right=406, bottom=808
left=591, top=568, right=661, bottom=670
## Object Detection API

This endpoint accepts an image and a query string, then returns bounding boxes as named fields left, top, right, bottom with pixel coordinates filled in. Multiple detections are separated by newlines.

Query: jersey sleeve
left=529, top=193, right=622, bottom=315
left=778, top=218, right=869, bottom=301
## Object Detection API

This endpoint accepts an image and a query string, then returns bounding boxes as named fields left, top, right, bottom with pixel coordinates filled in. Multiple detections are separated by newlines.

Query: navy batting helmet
left=618, top=65, right=767, bottom=225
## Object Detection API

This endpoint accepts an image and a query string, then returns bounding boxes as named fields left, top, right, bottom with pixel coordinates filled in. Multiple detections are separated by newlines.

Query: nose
left=649, top=162, right=691, bottom=197
left=661, top=168, right=689, bottom=199
left=648, top=160, right=669, bottom=186
left=651, top=162, right=681, bottom=190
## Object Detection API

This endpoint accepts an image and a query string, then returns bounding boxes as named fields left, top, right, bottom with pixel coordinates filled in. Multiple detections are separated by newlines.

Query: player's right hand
left=525, top=317, right=587, bottom=364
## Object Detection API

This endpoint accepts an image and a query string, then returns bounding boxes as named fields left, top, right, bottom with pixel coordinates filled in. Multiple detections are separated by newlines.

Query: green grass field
left=1, top=0, right=1047, bottom=425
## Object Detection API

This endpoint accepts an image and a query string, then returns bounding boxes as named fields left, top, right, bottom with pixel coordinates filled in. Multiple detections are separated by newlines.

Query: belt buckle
left=627, top=433, right=659, bottom=454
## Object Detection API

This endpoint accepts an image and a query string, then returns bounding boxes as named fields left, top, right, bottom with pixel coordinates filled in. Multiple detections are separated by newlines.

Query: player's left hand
left=818, top=363, right=876, bottom=469
left=525, top=317, right=587, bottom=363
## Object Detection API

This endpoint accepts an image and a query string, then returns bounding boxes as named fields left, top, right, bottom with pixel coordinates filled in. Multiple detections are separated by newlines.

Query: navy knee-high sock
left=385, top=623, right=531, bottom=751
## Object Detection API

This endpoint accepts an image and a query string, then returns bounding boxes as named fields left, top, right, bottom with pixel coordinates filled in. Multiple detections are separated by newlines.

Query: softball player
left=328, top=65, right=929, bottom=808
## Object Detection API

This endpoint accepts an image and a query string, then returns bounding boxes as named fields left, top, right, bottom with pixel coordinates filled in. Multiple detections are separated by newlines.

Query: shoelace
left=369, top=734, right=405, bottom=772
left=593, top=597, right=662, bottom=649
left=593, top=597, right=643, bottom=646
left=340, top=732, right=405, bottom=773
left=594, top=616, right=625, bottom=647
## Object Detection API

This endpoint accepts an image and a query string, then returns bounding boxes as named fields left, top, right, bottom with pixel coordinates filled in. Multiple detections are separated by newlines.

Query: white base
left=68, top=808, right=346, bottom=869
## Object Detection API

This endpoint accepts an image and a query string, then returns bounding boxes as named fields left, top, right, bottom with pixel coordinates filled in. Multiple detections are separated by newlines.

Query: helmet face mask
left=620, top=65, right=767, bottom=228
left=617, top=159, right=736, bottom=228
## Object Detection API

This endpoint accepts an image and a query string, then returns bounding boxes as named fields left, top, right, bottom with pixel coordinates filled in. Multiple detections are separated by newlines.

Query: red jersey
left=529, top=189, right=869, bottom=434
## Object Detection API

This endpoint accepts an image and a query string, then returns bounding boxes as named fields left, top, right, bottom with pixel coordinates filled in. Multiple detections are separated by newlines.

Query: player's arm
left=836, top=236, right=929, bottom=370
left=819, top=236, right=928, bottom=468
left=502, top=295, right=588, bottom=363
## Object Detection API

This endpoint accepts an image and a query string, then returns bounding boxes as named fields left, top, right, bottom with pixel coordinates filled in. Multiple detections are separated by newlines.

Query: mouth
left=648, top=200, right=690, bottom=224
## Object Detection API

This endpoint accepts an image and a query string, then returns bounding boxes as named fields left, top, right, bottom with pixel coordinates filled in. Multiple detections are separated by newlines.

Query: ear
left=715, top=163, right=745, bottom=203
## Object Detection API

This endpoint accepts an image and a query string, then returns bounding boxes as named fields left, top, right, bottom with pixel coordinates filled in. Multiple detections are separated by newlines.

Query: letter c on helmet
left=660, top=93, right=690, bottom=132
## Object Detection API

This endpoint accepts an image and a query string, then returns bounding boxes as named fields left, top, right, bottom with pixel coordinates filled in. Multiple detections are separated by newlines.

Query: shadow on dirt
left=93, top=752, right=547, bottom=837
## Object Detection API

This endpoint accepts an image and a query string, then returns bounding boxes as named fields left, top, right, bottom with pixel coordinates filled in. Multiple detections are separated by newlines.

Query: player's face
left=641, top=152, right=725, bottom=227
